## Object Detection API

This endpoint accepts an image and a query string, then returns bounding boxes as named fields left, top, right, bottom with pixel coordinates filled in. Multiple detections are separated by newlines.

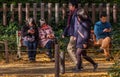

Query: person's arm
left=21, top=26, right=29, bottom=37
left=103, top=22, right=112, bottom=32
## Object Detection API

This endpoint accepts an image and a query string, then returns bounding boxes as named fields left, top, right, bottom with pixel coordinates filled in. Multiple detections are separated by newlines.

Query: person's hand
left=28, top=29, right=35, bottom=34
left=83, top=44, right=87, bottom=48
left=103, top=28, right=110, bottom=32
left=73, top=37, right=76, bottom=40
left=62, top=35, right=65, bottom=38
left=47, top=34, right=54, bottom=39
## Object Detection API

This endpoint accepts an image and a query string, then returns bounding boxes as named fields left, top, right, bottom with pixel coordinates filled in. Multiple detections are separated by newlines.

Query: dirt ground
left=0, top=52, right=115, bottom=77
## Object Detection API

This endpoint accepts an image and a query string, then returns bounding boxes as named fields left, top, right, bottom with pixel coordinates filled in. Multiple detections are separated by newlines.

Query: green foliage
left=0, top=22, right=19, bottom=51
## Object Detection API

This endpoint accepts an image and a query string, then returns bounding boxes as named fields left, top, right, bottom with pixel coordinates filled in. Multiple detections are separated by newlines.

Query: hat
left=27, top=18, right=34, bottom=23
left=39, top=18, right=46, bottom=25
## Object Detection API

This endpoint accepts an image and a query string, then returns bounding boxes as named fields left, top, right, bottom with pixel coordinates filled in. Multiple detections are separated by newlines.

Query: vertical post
left=84, top=3, right=89, bottom=13
left=4, top=41, right=9, bottom=63
left=106, top=3, right=110, bottom=22
left=62, top=3, right=66, bottom=20
left=16, top=31, right=22, bottom=59
left=78, top=3, right=81, bottom=8
left=113, top=3, right=117, bottom=23
left=60, top=51, right=65, bottom=74
left=41, top=3, right=45, bottom=19
left=99, top=3, right=103, bottom=18
left=33, top=3, right=37, bottom=23
left=18, top=3, right=22, bottom=25
left=3, top=3, right=7, bottom=25
left=55, top=3, right=59, bottom=24
left=10, top=4, right=15, bottom=22
left=48, top=3, right=52, bottom=23
left=92, top=3, right=96, bottom=24
left=26, top=3, right=30, bottom=20
left=55, top=41, right=59, bottom=77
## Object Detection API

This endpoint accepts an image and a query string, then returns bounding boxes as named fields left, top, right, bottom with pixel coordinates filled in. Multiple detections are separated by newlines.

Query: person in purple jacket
left=73, top=9, right=98, bottom=72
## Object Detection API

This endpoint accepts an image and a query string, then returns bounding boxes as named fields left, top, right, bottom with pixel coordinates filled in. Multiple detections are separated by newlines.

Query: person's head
left=77, top=9, right=88, bottom=21
left=39, top=18, right=46, bottom=26
left=100, top=13, right=107, bottom=23
left=68, top=0, right=78, bottom=11
left=27, top=17, right=36, bottom=26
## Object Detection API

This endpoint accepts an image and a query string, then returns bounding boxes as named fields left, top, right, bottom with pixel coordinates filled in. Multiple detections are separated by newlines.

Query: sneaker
left=50, top=58, right=55, bottom=62
left=96, top=49, right=104, bottom=53
left=73, top=68, right=81, bottom=72
left=93, top=63, right=98, bottom=71
left=106, top=57, right=110, bottom=61
left=110, top=56, right=114, bottom=60
left=73, top=66, right=83, bottom=72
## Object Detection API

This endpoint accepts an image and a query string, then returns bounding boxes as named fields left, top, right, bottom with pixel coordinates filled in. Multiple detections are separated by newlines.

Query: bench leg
left=17, top=46, right=21, bottom=59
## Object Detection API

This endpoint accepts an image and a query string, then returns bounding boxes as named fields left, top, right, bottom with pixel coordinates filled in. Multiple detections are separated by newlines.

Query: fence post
left=48, top=3, right=52, bottom=23
left=3, top=3, right=7, bottom=26
left=26, top=3, right=30, bottom=20
left=4, top=41, right=9, bottom=63
left=113, top=3, right=117, bottom=23
left=10, top=4, right=15, bottom=22
left=33, top=3, right=37, bottom=23
left=106, top=3, right=110, bottom=22
left=18, top=3, right=22, bottom=25
left=92, top=3, right=96, bottom=24
left=99, top=3, right=103, bottom=18
left=55, top=38, right=60, bottom=77
left=78, top=3, right=81, bottom=8
left=62, top=3, right=66, bottom=20
left=60, top=51, right=65, bottom=74
left=55, top=3, right=59, bottom=24
left=41, top=3, right=45, bottom=19
left=84, top=3, right=89, bottom=13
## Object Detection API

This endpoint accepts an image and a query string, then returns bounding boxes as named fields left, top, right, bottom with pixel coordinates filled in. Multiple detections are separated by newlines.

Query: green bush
left=0, top=22, right=19, bottom=52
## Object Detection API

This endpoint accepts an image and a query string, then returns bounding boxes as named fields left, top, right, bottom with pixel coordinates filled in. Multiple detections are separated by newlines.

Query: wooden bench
left=16, top=30, right=57, bottom=59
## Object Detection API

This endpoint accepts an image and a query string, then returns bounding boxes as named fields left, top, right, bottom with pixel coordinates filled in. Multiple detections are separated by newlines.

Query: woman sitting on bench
left=38, top=18, right=55, bottom=62
left=21, top=17, right=39, bottom=62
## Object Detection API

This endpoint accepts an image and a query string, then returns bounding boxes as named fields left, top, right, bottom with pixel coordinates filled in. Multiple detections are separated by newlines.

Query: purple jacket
left=74, top=18, right=91, bottom=48
left=63, top=9, right=78, bottom=37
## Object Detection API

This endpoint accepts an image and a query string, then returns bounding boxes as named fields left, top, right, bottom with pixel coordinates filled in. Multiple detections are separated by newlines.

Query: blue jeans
left=45, top=40, right=54, bottom=59
left=24, top=41, right=37, bottom=61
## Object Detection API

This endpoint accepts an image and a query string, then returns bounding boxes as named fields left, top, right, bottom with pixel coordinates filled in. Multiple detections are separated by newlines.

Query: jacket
left=94, top=21, right=111, bottom=40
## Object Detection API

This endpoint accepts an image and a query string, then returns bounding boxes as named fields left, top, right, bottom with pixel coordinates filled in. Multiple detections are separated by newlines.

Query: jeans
left=45, top=40, right=54, bottom=59
left=24, top=41, right=37, bottom=61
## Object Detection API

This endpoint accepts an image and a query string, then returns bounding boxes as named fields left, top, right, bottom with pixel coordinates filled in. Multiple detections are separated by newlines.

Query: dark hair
left=69, top=0, right=78, bottom=8
left=100, top=13, right=107, bottom=18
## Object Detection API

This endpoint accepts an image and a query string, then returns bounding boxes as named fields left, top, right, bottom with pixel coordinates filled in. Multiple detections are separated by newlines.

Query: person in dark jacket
left=62, top=0, right=78, bottom=65
left=21, top=18, right=39, bottom=62
left=73, top=9, right=98, bottom=72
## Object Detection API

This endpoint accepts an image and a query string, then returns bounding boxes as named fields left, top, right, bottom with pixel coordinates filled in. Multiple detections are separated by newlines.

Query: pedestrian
left=62, top=0, right=78, bottom=65
left=73, top=9, right=98, bottom=72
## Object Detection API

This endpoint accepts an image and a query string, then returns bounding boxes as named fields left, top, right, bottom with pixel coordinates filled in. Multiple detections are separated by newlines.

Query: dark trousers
left=25, top=41, right=37, bottom=61
left=76, top=48, right=96, bottom=69
left=45, top=40, right=54, bottom=59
